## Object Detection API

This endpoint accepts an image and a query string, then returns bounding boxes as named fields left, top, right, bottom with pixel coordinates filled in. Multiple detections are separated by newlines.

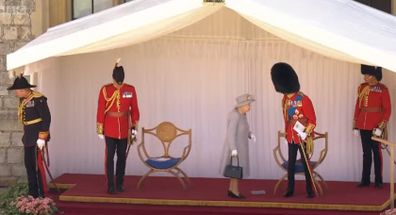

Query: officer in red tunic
left=97, top=60, right=140, bottom=194
left=271, top=62, right=316, bottom=198
left=354, top=65, right=391, bottom=188
left=7, top=75, right=51, bottom=198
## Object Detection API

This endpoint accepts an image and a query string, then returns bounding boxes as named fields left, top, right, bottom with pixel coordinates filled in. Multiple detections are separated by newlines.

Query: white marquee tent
left=6, top=0, right=396, bottom=181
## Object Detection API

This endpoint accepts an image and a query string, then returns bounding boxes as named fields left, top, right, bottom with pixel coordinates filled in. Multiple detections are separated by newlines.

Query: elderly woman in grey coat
left=221, top=94, right=256, bottom=199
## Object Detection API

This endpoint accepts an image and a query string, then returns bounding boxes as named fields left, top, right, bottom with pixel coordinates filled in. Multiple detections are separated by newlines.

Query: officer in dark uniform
left=7, top=75, right=51, bottom=198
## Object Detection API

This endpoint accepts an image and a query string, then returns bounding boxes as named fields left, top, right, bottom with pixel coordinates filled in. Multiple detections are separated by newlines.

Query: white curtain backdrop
left=30, top=8, right=396, bottom=182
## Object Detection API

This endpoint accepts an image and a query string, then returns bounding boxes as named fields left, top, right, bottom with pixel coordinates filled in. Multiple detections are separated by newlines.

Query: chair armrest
left=273, top=145, right=286, bottom=167
left=181, top=144, right=192, bottom=161
left=317, top=148, right=327, bottom=164
left=137, top=142, right=150, bottom=162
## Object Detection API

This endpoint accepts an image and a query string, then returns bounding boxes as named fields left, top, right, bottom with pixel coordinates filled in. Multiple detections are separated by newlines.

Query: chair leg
left=175, top=167, right=190, bottom=186
left=314, top=172, right=328, bottom=191
left=169, top=169, right=187, bottom=190
left=273, top=174, right=288, bottom=195
left=313, top=178, right=323, bottom=196
left=137, top=169, right=155, bottom=189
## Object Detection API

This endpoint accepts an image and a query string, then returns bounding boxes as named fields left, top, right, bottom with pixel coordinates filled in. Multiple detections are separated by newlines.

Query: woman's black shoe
left=107, top=186, right=115, bottom=194
left=227, top=190, right=245, bottom=199
left=283, top=191, right=293, bottom=197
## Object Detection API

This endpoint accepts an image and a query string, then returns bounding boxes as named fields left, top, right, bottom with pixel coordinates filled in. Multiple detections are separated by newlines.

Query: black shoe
left=116, top=185, right=124, bottom=192
left=307, top=192, right=314, bottom=198
left=375, top=182, right=383, bottom=189
left=107, top=186, right=115, bottom=194
left=357, top=182, right=370, bottom=187
left=283, top=191, right=293, bottom=198
left=227, top=190, right=245, bottom=199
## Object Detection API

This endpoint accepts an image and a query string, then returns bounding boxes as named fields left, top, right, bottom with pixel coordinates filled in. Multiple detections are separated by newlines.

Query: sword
left=40, top=144, right=61, bottom=194
left=125, top=127, right=137, bottom=160
left=299, top=139, right=319, bottom=197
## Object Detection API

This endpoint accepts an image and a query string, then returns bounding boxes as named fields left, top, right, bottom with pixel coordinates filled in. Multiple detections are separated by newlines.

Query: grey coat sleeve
left=226, top=111, right=239, bottom=151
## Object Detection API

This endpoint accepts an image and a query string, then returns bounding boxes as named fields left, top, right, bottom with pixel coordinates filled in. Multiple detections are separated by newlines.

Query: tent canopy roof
left=7, top=0, right=396, bottom=72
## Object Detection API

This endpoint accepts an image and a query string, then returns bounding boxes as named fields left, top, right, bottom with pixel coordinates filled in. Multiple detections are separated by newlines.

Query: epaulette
left=377, top=83, right=388, bottom=90
left=123, top=83, right=134, bottom=88
left=358, top=83, right=368, bottom=93
left=297, top=91, right=305, bottom=97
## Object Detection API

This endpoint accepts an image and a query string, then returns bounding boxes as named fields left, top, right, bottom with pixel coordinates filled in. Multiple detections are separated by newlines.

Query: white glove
left=249, top=133, right=256, bottom=142
left=299, top=132, right=308, bottom=140
left=36, top=139, right=45, bottom=150
left=131, top=127, right=138, bottom=139
left=373, top=128, right=383, bottom=137
left=353, top=129, right=360, bottom=137
left=98, top=134, right=104, bottom=140
left=231, top=149, right=238, bottom=156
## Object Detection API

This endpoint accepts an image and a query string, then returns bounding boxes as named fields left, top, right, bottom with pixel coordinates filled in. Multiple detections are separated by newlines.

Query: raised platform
left=51, top=173, right=392, bottom=214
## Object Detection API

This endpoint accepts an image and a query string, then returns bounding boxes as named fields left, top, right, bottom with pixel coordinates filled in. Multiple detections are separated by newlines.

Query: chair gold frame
left=273, top=131, right=328, bottom=195
left=137, top=121, right=192, bottom=189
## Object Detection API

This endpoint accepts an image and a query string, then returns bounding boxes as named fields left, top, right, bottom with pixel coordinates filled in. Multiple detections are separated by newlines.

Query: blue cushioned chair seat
left=145, top=157, right=181, bottom=169
left=281, top=159, right=317, bottom=173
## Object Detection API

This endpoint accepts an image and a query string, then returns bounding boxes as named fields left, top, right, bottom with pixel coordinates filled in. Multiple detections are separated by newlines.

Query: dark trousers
left=24, top=146, right=44, bottom=198
left=287, top=143, right=313, bottom=194
left=360, top=130, right=383, bottom=184
left=105, top=137, right=128, bottom=189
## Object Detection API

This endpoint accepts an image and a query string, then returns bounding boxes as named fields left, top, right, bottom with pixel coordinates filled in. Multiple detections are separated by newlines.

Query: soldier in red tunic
left=97, top=60, right=140, bottom=194
left=271, top=62, right=316, bottom=198
left=354, top=65, right=391, bottom=188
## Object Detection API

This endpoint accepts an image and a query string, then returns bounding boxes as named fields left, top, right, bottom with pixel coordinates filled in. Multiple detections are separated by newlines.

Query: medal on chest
left=122, top=92, right=133, bottom=98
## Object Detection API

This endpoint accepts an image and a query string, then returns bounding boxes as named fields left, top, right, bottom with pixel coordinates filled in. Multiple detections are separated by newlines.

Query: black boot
left=107, top=184, right=115, bottom=194
left=116, top=177, right=124, bottom=192
left=283, top=190, right=293, bottom=197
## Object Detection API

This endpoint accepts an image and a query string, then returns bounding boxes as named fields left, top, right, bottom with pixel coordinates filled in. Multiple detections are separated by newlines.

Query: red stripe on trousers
left=37, top=150, right=48, bottom=194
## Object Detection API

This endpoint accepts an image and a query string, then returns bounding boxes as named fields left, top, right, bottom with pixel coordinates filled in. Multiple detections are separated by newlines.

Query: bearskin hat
left=361, top=64, right=382, bottom=81
left=270, top=62, right=300, bottom=94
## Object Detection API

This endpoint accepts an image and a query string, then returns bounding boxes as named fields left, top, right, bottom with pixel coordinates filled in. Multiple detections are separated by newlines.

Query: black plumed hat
left=112, top=58, right=125, bottom=85
left=270, top=62, right=300, bottom=94
left=7, top=75, right=36, bottom=90
left=361, top=64, right=382, bottom=81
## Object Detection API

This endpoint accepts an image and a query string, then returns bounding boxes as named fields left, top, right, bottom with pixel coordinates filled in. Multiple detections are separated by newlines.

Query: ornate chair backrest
left=311, top=131, right=328, bottom=166
left=141, top=121, right=192, bottom=159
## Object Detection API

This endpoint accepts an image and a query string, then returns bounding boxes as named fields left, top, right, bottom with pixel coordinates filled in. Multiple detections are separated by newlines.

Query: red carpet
left=50, top=173, right=393, bottom=214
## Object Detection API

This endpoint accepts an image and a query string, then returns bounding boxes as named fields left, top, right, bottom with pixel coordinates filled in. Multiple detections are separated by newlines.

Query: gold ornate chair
left=273, top=131, right=328, bottom=195
left=137, top=121, right=192, bottom=189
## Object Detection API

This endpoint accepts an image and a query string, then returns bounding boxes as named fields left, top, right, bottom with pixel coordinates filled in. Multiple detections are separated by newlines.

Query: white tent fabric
left=5, top=1, right=396, bottom=182
left=7, top=0, right=396, bottom=71
left=24, top=7, right=396, bottom=182
left=7, top=0, right=222, bottom=70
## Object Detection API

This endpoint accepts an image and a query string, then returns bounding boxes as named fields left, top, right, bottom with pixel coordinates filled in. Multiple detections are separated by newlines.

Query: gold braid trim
left=282, top=98, right=289, bottom=123
left=305, top=137, right=314, bottom=156
left=102, top=87, right=120, bottom=114
left=39, top=131, right=49, bottom=140
left=358, top=85, right=370, bottom=108
left=305, top=123, right=315, bottom=135
left=18, top=91, right=44, bottom=123
left=97, top=123, right=103, bottom=135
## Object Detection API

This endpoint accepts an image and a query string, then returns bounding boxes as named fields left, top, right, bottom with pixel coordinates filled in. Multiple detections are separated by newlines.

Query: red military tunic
left=97, top=83, right=140, bottom=139
left=282, top=92, right=316, bottom=144
left=354, top=83, right=391, bottom=130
